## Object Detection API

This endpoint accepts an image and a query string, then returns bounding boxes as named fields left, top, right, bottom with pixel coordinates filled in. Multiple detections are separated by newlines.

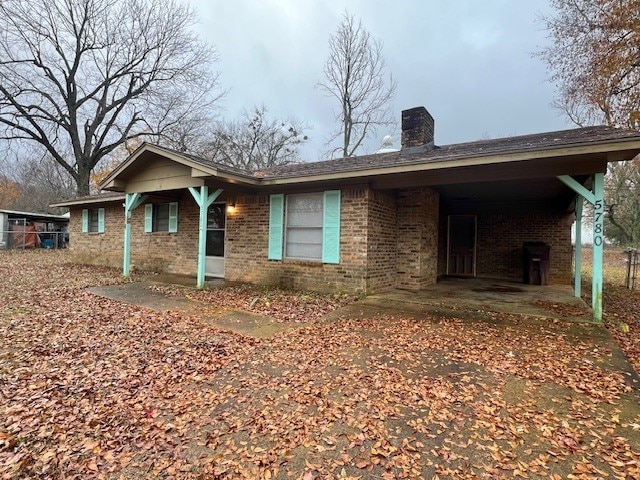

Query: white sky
left=191, top=0, right=570, bottom=161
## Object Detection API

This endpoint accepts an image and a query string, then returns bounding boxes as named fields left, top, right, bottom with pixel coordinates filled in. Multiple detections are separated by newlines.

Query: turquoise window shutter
left=268, top=194, right=284, bottom=260
left=81, top=209, right=89, bottom=233
left=322, top=190, right=341, bottom=264
left=97, top=208, right=105, bottom=233
left=144, top=204, right=153, bottom=233
left=168, top=202, right=178, bottom=233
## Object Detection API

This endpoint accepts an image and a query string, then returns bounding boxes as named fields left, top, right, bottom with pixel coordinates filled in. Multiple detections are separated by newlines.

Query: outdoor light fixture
left=226, top=203, right=236, bottom=214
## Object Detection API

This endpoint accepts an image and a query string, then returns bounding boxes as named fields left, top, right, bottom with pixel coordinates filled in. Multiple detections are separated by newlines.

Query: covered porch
left=99, top=144, right=259, bottom=288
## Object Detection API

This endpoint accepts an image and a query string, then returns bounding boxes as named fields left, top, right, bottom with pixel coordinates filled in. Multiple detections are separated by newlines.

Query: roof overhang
left=50, top=194, right=126, bottom=208
left=0, top=209, right=70, bottom=222
left=260, top=137, right=640, bottom=187
left=94, top=135, right=640, bottom=195
left=99, top=143, right=258, bottom=192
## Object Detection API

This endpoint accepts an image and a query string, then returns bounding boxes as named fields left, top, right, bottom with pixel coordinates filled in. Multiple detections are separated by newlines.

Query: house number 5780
left=593, top=199, right=604, bottom=247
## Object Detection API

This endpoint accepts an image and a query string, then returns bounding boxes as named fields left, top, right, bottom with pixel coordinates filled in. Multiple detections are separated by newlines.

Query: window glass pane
left=285, top=227, right=322, bottom=259
left=89, top=209, right=99, bottom=232
left=287, top=193, right=323, bottom=227
left=207, top=204, right=226, bottom=229
left=285, top=193, right=324, bottom=260
left=154, top=204, right=170, bottom=232
left=206, top=230, right=225, bottom=257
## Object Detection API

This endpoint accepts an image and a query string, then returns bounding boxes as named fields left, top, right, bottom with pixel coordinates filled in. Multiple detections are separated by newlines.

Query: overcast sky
left=191, top=0, right=570, bottom=161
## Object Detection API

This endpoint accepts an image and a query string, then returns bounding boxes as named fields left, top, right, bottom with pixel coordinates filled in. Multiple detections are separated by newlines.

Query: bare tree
left=540, top=0, right=640, bottom=246
left=318, top=13, right=396, bottom=158
left=206, top=106, right=308, bottom=173
left=0, top=0, right=223, bottom=196
left=605, top=159, right=640, bottom=246
left=1, top=151, right=75, bottom=214
left=540, top=0, right=640, bottom=129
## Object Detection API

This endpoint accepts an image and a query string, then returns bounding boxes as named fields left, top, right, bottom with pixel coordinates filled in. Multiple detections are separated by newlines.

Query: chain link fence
left=1, top=218, right=68, bottom=250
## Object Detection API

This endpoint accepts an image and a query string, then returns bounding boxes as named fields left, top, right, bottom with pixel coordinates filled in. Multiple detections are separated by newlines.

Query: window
left=81, top=208, right=105, bottom=233
left=285, top=193, right=323, bottom=260
left=144, top=202, right=178, bottom=233
left=268, top=191, right=341, bottom=263
left=153, top=203, right=170, bottom=232
left=89, top=209, right=99, bottom=233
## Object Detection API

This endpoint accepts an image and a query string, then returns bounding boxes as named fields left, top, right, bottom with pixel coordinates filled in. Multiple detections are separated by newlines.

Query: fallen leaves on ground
left=604, top=283, right=640, bottom=373
left=1, top=250, right=639, bottom=479
left=149, top=283, right=357, bottom=323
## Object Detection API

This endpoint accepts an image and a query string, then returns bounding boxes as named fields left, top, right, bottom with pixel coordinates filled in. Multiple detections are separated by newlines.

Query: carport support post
left=188, top=186, right=223, bottom=289
left=574, top=195, right=583, bottom=298
left=592, top=173, right=605, bottom=322
left=123, top=193, right=147, bottom=277
left=557, top=173, right=605, bottom=322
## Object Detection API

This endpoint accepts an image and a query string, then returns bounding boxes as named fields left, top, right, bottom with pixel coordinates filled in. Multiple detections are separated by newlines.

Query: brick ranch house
left=52, top=107, right=640, bottom=320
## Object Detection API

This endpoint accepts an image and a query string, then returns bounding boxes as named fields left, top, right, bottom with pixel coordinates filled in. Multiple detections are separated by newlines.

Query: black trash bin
left=523, top=242, right=551, bottom=285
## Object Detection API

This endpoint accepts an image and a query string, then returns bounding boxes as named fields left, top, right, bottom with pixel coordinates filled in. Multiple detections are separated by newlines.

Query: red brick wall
left=396, top=187, right=440, bottom=290
left=69, top=187, right=573, bottom=292
left=436, top=208, right=572, bottom=284
left=366, top=190, right=398, bottom=291
left=69, top=204, right=124, bottom=268
left=69, top=191, right=201, bottom=275
left=225, top=186, right=369, bottom=294
left=475, top=212, right=572, bottom=283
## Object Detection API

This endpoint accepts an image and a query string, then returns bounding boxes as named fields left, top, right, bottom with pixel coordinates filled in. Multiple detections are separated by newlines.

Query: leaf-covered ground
left=148, top=284, right=357, bottom=323
left=581, top=247, right=640, bottom=374
left=1, top=250, right=640, bottom=479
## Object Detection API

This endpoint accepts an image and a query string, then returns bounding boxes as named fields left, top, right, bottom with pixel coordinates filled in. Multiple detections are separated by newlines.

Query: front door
left=447, top=215, right=476, bottom=276
left=205, top=203, right=225, bottom=277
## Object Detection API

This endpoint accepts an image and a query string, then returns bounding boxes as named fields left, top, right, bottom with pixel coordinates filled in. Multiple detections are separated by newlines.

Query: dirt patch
left=205, top=309, right=301, bottom=338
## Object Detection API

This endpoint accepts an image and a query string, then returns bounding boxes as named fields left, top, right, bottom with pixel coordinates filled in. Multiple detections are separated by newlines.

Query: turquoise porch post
left=188, top=186, right=223, bottom=288
left=574, top=195, right=583, bottom=298
left=558, top=174, right=604, bottom=322
left=123, top=193, right=147, bottom=277
left=592, top=172, right=605, bottom=321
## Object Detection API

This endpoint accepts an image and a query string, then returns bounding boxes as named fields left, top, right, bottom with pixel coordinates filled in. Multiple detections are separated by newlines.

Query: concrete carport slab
left=359, top=278, right=592, bottom=322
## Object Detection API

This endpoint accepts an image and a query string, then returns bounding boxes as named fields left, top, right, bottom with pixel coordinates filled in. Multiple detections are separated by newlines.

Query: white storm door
left=205, top=203, right=225, bottom=277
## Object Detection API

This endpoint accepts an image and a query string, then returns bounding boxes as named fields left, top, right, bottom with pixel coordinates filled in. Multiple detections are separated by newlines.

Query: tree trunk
left=75, top=165, right=92, bottom=197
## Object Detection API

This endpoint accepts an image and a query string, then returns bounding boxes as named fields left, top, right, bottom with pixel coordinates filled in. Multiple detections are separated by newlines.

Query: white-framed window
left=268, top=191, right=341, bottom=264
left=285, top=193, right=324, bottom=260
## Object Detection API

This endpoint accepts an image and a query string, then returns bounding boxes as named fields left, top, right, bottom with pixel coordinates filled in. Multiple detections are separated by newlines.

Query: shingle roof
left=49, top=192, right=126, bottom=208
left=257, top=126, right=640, bottom=179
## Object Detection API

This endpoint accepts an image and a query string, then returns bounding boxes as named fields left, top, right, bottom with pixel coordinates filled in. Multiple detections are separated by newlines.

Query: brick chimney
left=401, top=107, right=434, bottom=149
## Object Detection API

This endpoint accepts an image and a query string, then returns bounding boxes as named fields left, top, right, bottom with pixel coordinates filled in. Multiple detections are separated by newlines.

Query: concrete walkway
left=88, top=281, right=295, bottom=338
left=89, top=277, right=594, bottom=342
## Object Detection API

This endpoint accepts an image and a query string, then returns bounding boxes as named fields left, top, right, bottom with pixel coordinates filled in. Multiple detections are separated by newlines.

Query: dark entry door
left=447, top=215, right=476, bottom=276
